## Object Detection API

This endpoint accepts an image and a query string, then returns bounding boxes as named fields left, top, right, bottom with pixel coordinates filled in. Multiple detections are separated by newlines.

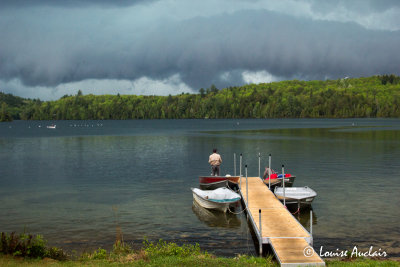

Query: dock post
left=310, top=210, right=313, bottom=237
left=268, top=154, right=271, bottom=189
left=282, top=165, right=285, bottom=207
left=258, top=152, right=261, bottom=178
left=259, top=209, right=262, bottom=255
left=240, top=153, right=242, bottom=177
left=245, top=165, right=248, bottom=208
left=234, top=153, right=236, bottom=176
left=239, top=163, right=242, bottom=190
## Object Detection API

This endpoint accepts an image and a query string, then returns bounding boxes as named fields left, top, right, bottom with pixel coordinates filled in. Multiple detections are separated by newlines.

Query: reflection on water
left=191, top=201, right=241, bottom=229
left=292, top=208, right=318, bottom=231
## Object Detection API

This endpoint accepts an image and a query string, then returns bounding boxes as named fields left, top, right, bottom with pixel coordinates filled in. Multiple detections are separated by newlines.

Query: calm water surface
left=0, top=119, right=399, bottom=257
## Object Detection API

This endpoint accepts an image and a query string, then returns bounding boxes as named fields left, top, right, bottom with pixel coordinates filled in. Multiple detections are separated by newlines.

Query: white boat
left=191, top=187, right=241, bottom=213
left=274, top=186, right=317, bottom=209
left=46, top=125, right=56, bottom=129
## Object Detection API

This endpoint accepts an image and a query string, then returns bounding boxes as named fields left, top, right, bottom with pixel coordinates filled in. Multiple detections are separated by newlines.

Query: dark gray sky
left=0, top=0, right=399, bottom=100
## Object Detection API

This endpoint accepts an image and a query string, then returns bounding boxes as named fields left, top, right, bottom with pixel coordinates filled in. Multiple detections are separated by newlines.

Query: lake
left=0, top=119, right=399, bottom=258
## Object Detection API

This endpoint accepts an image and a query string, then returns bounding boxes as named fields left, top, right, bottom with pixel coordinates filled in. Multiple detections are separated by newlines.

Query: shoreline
left=1, top=233, right=399, bottom=266
left=1, top=253, right=399, bottom=267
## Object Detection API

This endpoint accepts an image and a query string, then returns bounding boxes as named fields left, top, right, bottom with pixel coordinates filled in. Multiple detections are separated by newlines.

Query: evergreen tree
left=0, top=102, right=12, bottom=122
left=199, top=88, right=205, bottom=98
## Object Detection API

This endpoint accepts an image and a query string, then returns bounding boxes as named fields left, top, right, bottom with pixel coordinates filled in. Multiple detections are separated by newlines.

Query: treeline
left=1, top=75, right=400, bottom=121
left=0, top=92, right=28, bottom=122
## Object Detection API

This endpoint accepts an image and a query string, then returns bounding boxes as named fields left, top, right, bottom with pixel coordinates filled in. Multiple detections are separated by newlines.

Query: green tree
left=0, top=102, right=13, bottom=122
left=199, top=88, right=205, bottom=98
left=1, top=75, right=400, bottom=120
left=210, top=84, right=218, bottom=93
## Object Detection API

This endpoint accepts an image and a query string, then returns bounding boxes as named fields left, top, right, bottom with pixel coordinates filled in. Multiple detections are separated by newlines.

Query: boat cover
left=274, top=186, right=317, bottom=200
left=193, top=188, right=241, bottom=202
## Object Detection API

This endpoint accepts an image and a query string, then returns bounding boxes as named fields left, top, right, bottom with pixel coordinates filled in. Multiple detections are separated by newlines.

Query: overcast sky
left=0, top=0, right=399, bottom=100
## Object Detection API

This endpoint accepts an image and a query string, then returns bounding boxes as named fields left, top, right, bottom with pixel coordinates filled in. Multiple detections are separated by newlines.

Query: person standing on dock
left=209, top=148, right=222, bottom=176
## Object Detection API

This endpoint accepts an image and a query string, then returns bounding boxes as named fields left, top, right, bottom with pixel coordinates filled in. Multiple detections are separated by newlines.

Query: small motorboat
left=263, top=173, right=296, bottom=190
left=191, top=187, right=241, bottom=213
left=199, top=179, right=228, bottom=190
left=274, top=186, right=317, bottom=209
left=199, top=175, right=240, bottom=190
left=46, top=124, right=56, bottom=129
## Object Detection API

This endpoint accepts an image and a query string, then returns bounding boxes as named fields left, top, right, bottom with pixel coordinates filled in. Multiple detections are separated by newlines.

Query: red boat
left=199, top=176, right=240, bottom=190
left=263, top=173, right=296, bottom=189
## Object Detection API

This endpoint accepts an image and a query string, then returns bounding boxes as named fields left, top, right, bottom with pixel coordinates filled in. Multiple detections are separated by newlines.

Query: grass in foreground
left=325, top=258, right=400, bottom=267
left=1, top=254, right=399, bottom=267
left=0, top=255, right=273, bottom=267
left=0, top=237, right=275, bottom=266
left=1, top=232, right=399, bottom=266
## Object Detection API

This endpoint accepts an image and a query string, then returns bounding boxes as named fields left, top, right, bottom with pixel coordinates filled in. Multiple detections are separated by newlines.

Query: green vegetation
left=1, top=255, right=398, bottom=267
left=1, top=233, right=399, bottom=266
left=0, top=102, right=13, bottom=122
left=78, top=239, right=274, bottom=266
left=0, top=232, right=67, bottom=260
left=327, top=258, right=400, bottom=266
left=0, top=92, right=30, bottom=121
left=0, top=234, right=275, bottom=266
left=1, top=75, right=400, bottom=121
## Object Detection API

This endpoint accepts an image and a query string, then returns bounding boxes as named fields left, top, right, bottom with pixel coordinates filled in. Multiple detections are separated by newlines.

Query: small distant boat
left=191, top=187, right=241, bottom=213
left=199, top=175, right=240, bottom=190
left=274, top=186, right=317, bottom=209
left=46, top=124, right=56, bottom=129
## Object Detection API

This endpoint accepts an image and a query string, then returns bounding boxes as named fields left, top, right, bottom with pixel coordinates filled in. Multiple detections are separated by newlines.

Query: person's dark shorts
left=211, top=165, right=220, bottom=176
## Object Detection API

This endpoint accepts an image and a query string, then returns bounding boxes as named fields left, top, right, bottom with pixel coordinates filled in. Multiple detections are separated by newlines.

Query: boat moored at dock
left=274, top=186, right=317, bottom=209
left=199, top=179, right=228, bottom=190
left=191, top=187, right=241, bottom=213
left=263, top=174, right=296, bottom=190
left=199, top=175, right=240, bottom=190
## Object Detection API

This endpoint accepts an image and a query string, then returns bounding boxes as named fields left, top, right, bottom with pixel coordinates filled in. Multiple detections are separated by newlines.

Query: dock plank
left=270, top=238, right=325, bottom=266
left=249, top=208, right=310, bottom=238
left=240, top=177, right=325, bottom=266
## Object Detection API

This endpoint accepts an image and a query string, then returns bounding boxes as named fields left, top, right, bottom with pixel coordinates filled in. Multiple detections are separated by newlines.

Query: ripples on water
left=0, top=119, right=399, bottom=257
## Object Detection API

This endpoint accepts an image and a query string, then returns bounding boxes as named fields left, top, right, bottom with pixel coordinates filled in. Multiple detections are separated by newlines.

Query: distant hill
left=1, top=75, right=400, bottom=121
left=0, top=92, right=27, bottom=107
left=0, top=92, right=32, bottom=121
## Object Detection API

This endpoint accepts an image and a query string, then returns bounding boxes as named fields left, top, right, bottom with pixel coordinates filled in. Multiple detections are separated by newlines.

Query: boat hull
left=263, top=175, right=296, bottom=190
left=191, top=188, right=241, bottom=213
left=192, top=192, right=231, bottom=212
left=199, top=180, right=228, bottom=190
left=199, top=176, right=240, bottom=189
left=275, top=195, right=316, bottom=206
left=274, top=186, right=316, bottom=209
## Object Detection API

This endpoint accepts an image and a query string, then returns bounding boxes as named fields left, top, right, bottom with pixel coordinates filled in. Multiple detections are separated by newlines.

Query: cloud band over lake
left=0, top=0, right=399, bottom=99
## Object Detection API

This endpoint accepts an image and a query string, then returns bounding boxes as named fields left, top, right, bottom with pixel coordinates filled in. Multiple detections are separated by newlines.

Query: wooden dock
left=240, top=176, right=325, bottom=266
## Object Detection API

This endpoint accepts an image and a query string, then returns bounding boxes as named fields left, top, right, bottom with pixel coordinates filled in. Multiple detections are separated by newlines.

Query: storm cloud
left=0, top=0, right=155, bottom=8
left=0, top=0, right=399, bottom=99
left=305, top=0, right=400, bottom=14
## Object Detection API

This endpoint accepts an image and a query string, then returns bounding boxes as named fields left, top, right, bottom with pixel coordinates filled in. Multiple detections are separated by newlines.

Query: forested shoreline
left=1, top=75, right=400, bottom=121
